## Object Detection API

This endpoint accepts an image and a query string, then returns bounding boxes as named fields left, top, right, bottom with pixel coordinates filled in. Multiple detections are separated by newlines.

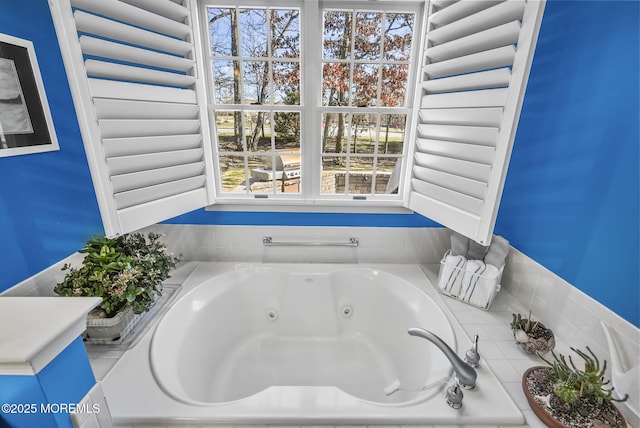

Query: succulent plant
left=540, top=346, right=629, bottom=406
left=511, top=312, right=555, bottom=354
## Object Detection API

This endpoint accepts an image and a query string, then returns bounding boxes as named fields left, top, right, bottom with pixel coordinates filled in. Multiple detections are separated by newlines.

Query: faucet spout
left=408, top=327, right=477, bottom=389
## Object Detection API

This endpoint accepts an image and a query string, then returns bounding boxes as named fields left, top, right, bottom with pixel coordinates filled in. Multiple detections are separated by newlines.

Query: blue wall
left=495, top=1, right=640, bottom=326
left=0, top=0, right=103, bottom=294
left=0, top=1, right=637, bottom=327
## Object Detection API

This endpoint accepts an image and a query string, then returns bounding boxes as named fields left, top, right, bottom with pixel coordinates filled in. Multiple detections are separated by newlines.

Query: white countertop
left=0, top=296, right=101, bottom=375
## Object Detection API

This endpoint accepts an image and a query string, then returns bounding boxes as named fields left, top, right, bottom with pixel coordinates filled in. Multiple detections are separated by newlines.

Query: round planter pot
left=522, top=366, right=626, bottom=428
left=512, top=322, right=555, bottom=354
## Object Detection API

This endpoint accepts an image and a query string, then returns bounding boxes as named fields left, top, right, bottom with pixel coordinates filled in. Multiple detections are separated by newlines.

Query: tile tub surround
left=3, top=225, right=638, bottom=427
left=137, top=224, right=452, bottom=266
left=92, top=265, right=637, bottom=428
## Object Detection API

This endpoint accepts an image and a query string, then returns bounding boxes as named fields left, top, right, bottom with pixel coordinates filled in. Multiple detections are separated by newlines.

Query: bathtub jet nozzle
left=407, top=327, right=477, bottom=390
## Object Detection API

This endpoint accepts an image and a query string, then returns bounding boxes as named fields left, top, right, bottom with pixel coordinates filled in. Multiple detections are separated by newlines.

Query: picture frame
left=0, top=33, right=59, bottom=157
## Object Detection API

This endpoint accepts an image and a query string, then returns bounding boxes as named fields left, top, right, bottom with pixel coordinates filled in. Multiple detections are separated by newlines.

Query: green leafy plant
left=540, top=346, right=629, bottom=407
left=54, top=232, right=180, bottom=317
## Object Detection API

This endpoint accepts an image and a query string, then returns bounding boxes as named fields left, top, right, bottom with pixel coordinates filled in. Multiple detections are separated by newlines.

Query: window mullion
left=302, top=0, right=322, bottom=199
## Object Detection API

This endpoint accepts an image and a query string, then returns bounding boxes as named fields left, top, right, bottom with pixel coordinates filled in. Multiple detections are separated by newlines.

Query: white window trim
left=197, top=0, right=423, bottom=207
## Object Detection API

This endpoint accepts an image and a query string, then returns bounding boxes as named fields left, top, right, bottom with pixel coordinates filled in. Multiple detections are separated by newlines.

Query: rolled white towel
left=484, top=235, right=509, bottom=268
left=467, top=240, right=488, bottom=261
left=450, top=232, right=469, bottom=257
left=439, top=254, right=466, bottom=296
left=467, top=264, right=500, bottom=309
left=460, top=259, right=486, bottom=302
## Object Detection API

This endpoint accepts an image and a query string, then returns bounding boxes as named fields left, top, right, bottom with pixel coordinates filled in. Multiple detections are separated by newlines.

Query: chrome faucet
left=408, top=327, right=477, bottom=389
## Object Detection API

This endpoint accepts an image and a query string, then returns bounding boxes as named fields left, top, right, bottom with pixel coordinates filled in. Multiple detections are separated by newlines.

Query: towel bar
left=262, top=236, right=359, bottom=247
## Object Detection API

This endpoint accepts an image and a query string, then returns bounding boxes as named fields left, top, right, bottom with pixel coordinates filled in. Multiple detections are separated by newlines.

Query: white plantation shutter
left=49, top=0, right=214, bottom=236
left=407, top=0, right=545, bottom=245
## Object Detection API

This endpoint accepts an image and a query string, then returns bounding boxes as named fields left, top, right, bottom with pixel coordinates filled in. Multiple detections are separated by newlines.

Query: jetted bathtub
left=100, top=263, right=525, bottom=425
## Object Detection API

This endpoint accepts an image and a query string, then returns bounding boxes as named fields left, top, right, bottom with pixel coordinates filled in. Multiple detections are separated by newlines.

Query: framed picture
left=0, top=33, right=59, bottom=157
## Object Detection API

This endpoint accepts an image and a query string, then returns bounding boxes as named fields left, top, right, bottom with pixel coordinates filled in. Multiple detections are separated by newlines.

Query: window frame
left=198, top=0, right=424, bottom=210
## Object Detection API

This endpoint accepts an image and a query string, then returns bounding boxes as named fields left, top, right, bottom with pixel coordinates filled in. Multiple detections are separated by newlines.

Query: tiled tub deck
left=85, top=262, right=634, bottom=428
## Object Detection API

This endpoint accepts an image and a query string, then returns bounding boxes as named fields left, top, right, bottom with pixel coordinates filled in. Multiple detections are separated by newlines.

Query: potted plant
left=522, top=346, right=628, bottom=427
left=511, top=312, right=555, bottom=355
left=54, top=232, right=180, bottom=341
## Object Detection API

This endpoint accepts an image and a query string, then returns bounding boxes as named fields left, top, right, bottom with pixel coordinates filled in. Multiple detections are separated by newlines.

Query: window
left=320, top=9, right=414, bottom=197
left=201, top=1, right=420, bottom=203
left=205, top=5, right=303, bottom=196
left=50, top=0, right=544, bottom=241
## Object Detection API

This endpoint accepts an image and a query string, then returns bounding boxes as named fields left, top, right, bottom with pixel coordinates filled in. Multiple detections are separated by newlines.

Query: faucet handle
left=445, top=382, right=463, bottom=409
left=464, top=334, right=480, bottom=368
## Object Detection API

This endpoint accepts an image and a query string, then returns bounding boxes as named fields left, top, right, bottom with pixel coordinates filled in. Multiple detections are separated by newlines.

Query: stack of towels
left=438, top=232, right=509, bottom=309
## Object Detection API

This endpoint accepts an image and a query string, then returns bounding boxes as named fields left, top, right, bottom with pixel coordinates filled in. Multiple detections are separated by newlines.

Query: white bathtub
left=101, top=263, right=524, bottom=425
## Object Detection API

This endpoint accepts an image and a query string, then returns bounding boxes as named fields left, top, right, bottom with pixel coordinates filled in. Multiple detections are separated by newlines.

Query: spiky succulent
left=540, top=346, right=629, bottom=405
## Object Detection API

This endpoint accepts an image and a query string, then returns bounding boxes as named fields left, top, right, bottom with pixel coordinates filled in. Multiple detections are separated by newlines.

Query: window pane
left=208, top=8, right=234, bottom=57
left=242, top=61, right=270, bottom=104
left=239, top=8, right=267, bottom=57
left=379, top=114, right=405, bottom=155
left=381, top=64, right=408, bottom=107
left=212, top=60, right=238, bottom=104
left=249, top=155, right=276, bottom=194
left=323, top=11, right=352, bottom=60
left=373, top=161, right=398, bottom=194
left=271, top=9, right=300, bottom=58
left=352, top=63, right=379, bottom=107
left=322, top=113, right=348, bottom=154
left=215, top=111, right=243, bottom=152
left=274, top=112, right=300, bottom=151
left=322, top=156, right=346, bottom=195
left=244, top=111, right=271, bottom=152
left=348, top=157, right=374, bottom=194
left=354, top=12, right=382, bottom=60
left=352, top=114, right=376, bottom=154
left=219, top=155, right=247, bottom=192
left=383, top=13, right=414, bottom=61
left=322, top=63, right=350, bottom=106
left=377, top=157, right=400, bottom=174
left=273, top=62, right=300, bottom=105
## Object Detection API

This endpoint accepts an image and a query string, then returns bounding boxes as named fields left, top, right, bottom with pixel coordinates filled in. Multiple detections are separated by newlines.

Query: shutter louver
left=408, top=0, right=545, bottom=245
left=49, top=0, right=214, bottom=236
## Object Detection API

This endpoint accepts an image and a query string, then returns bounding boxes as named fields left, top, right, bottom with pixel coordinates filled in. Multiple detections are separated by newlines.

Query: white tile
left=494, top=339, right=535, bottom=360
left=510, top=357, right=542, bottom=375
left=461, top=324, right=490, bottom=343
left=502, top=381, right=529, bottom=410
left=364, top=426, right=401, bottom=428
left=522, top=410, right=547, bottom=428
left=403, top=425, right=437, bottom=428
left=485, top=359, right=522, bottom=383
left=200, top=425, right=234, bottom=428
left=70, top=409, right=90, bottom=427
left=477, top=341, right=507, bottom=360
left=473, top=309, right=513, bottom=325
left=482, top=323, right=514, bottom=342
left=78, top=414, right=100, bottom=428
left=89, top=358, right=119, bottom=381
left=450, top=310, right=477, bottom=325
